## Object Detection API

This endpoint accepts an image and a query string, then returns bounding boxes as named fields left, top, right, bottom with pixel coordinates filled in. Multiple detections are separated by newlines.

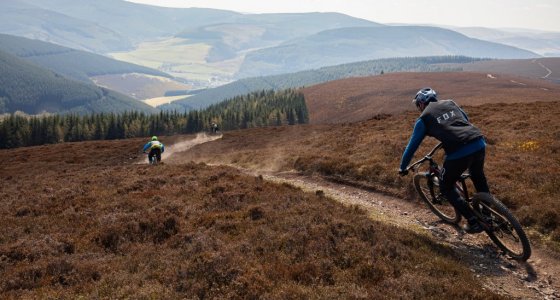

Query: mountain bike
left=404, top=142, right=531, bottom=261
left=144, top=151, right=159, bottom=165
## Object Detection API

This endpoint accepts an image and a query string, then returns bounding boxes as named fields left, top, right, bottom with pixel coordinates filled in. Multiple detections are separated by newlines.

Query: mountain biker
left=398, top=87, right=490, bottom=234
left=143, top=136, right=165, bottom=164
left=211, top=122, right=219, bottom=134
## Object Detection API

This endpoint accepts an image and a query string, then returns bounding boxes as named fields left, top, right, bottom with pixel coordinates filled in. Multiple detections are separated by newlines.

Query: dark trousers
left=440, top=148, right=490, bottom=220
left=148, top=148, right=162, bottom=163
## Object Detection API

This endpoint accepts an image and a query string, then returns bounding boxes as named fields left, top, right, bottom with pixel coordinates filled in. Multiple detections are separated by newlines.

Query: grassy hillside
left=0, top=49, right=156, bottom=114
left=237, top=26, right=539, bottom=77
left=0, top=34, right=171, bottom=84
left=302, top=72, right=560, bottom=124
left=445, top=57, right=560, bottom=83
left=0, top=138, right=504, bottom=299
left=92, top=73, right=191, bottom=100
left=109, top=37, right=233, bottom=84
left=163, top=56, right=475, bottom=111
left=176, top=100, right=560, bottom=251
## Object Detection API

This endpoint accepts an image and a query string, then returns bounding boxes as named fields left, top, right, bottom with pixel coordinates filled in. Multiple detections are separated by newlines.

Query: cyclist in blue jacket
left=143, top=136, right=165, bottom=164
left=398, top=88, right=489, bottom=234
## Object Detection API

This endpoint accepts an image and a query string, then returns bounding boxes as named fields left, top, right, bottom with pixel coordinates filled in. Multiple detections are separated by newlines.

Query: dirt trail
left=254, top=171, right=560, bottom=300
left=534, top=59, right=553, bottom=79
left=165, top=137, right=560, bottom=299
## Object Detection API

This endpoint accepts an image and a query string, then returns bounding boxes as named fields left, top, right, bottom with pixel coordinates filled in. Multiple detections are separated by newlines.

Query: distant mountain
left=115, top=12, right=382, bottom=84
left=0, top=49, right=156, bottom=114
left=0, top=34, right=171, bottom=84
left=161, top=56, right=478, bottom=111
left=0, top=0, right=387, bottom=85
left=175, top=13, right=381, bottom=61
left=237, top=26, right=540, bottom=78
left=0, top=0, right=551, bottom=93
left=0, top=0, right=242, bottom=52
left=0, top=0, right=132, bottom=53
left=450, top=27, right=560, bottom=57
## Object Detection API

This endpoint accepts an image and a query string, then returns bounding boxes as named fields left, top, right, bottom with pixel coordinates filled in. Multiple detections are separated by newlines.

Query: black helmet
left=413, top=87, right=437, bottom=108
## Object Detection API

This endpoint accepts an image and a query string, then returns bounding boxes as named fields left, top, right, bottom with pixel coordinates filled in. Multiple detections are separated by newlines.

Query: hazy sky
left=126, top=0, right=560, bottom=32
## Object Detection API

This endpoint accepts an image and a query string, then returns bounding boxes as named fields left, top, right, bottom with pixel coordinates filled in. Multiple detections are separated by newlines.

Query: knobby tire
left=413, top=173, right=461, bottom=224
left=473, top=193, right=531, bottom=261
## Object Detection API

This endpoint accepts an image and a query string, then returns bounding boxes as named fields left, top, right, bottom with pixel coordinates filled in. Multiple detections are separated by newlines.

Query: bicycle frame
left=407, top=143, right=470, bottom=200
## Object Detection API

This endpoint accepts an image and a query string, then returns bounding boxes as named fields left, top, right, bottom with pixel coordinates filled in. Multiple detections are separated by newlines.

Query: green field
left=142, top=95, right=190, bottom=107
left=109, top=38, right=242, bottom=84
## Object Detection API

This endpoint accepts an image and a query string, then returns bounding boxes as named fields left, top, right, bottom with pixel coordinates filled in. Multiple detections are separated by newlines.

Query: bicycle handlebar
left=405, top=142, right=443, bottom=172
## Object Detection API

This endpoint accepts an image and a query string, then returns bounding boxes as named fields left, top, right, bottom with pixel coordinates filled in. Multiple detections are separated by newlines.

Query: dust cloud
left=162, top=133, right=222, bottom=160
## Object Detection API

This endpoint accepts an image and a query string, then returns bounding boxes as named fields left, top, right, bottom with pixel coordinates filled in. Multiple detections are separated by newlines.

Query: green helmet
left=151, top=136, right=158, bottom=141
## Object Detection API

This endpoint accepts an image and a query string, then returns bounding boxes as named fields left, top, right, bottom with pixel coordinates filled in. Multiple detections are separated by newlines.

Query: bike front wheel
left=413, top=173, right=461, bottom=224
left=473, top=193, right=531, bottom=261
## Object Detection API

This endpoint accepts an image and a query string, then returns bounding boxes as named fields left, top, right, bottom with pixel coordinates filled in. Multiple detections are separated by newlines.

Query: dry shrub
left=185, top=101, right=560, bottom=249
left=0, top=149, right=504, bottom=298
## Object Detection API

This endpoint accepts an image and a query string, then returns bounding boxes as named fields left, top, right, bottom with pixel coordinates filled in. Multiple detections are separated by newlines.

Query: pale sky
left=126, top=0, right=560, bottom=32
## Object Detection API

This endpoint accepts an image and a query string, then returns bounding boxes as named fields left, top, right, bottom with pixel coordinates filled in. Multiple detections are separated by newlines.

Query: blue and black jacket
left=400, top=100, right=485, bottom=170
left=143, top=140, right=165, bottom=153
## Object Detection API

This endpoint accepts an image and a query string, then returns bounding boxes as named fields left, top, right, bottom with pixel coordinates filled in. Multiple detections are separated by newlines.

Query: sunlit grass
left=142, top=95, right=190, bottom=107
left=109, top=37, right=242, bottom=82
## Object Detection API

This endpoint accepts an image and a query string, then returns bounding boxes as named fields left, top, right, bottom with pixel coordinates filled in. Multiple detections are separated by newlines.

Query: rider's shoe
left=463, top=218, right=485, bottom=234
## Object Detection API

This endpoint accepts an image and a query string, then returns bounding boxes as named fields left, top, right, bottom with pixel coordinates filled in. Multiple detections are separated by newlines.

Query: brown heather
left=2, top=71, right=557, bottom=298
left=180, top=101, right=560, bottom=251
left=0, top=139, right=505, bottom=298
left=181, top=72, right=560, bottom=250
left=302, top=72, right=560, bottom=124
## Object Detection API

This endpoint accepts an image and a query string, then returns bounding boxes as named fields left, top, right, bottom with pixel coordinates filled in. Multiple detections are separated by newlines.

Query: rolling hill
left=91, top=74, right=192, bottom=100
left=2, top=0, right=553, bottom=90
left=175, top=13, right=381, bottom=62
left=0, top=0, right=132, bottom=53
left=163, top=56, right=560, bottom=112
left=109, top=12, right=383, bottom=84
left=0, top=34, right=171, bottom=84
left=451, top=27, right=560, bottom=57
left=0, top=49, right=156, bottom=114
left=0, top=0, right=241, bottom=53
left=162, top=56, right=475, bottom=111
left=444, top=57, right=560, bottom=84
left=0, top=34, right=193, bottom=99
left=237, top=26, right=540, bottom=78
left=301, top=72, right=560, bottom=124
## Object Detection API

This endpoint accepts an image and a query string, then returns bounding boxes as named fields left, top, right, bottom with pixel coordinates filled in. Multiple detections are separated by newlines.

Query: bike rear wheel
left=472, top=193, right=531, bottom=261
left=413, top=173, right=461, bottom=224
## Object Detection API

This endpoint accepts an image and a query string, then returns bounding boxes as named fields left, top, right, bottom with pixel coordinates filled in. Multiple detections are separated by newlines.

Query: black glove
left=398, top=169, right=408, bottom=176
